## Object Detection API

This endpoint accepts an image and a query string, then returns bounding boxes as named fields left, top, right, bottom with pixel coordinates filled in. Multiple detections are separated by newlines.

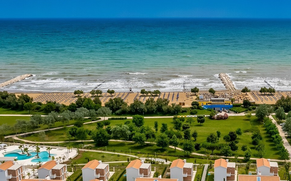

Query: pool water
left=4, top=151, right=54, bottom=162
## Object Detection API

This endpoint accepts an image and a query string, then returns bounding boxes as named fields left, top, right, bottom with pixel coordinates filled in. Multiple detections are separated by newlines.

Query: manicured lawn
left=0, top=116, right=30, bottom=126
left=0, top=107, right=44, bottom=115
left=0, top=108, right=29, bottom=114
left=21, top=116, right=281, bottom=159
left=70, top=151, right=130, bottom=164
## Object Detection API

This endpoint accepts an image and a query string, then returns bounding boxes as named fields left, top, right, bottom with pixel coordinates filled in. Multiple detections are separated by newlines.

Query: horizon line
left=1, top=17, right=291, bottom=20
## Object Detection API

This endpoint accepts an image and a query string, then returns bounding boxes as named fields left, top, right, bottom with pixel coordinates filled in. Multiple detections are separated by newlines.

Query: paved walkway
left=201, top=164, right=209, bottom=181
left=269, top=115, right=291, bottom=158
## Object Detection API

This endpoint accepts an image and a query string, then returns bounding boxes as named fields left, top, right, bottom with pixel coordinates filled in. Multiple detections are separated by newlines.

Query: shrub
left=190, top=109, right=198, bottom=115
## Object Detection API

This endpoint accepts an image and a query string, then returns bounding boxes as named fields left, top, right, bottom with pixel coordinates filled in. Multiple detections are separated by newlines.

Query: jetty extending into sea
left=0, top=74, right=33, bottom=88
left=219, top=73, right=236, bottom=92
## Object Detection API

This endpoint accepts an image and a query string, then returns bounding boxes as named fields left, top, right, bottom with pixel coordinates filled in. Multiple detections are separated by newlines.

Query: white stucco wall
left=0, top=170, right=7, bottom=181
left=257, top=166, right=271, bottom=176
left=170, top=167, right=183, bottom=181
left=82, top=168, right=95, bottom=181
left=38, top=168, right=50, bottom=179
left=214, top=167, right=227, bottom=181
left=126, top=167, right=139, bottom=181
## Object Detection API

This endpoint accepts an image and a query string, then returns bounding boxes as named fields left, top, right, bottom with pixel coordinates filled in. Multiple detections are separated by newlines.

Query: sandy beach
left=13, top=90, right=289, bottom=107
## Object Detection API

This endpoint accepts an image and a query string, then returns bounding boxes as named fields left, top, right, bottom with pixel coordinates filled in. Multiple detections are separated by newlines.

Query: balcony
left=183, top=173, right=188, bottom=177
left=227, top=173, right=231, bottom=177
left=94, top=173, right=101, bottom=178
left=50, top=174, right=57, bottom=179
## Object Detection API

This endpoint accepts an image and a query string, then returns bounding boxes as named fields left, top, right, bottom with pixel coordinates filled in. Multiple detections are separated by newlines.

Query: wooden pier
left=219, top=73, right=236, bottom=92
left=0, top=74, right=33, bottom=88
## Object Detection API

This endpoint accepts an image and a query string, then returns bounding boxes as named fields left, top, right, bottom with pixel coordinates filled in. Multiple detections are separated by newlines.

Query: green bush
left=190, top=109, right=198, bottom=115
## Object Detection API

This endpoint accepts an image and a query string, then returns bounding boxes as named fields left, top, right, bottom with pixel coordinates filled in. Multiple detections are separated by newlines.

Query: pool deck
left=0, top=145, right=77, bottom=166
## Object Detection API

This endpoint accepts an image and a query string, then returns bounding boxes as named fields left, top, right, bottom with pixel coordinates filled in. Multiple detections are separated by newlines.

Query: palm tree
left=35, top=144, right=40, bottom=158
left=18, top=145, right=24, bottom=154
left=27, top=172, right=31, bottom=179
left=24, top=147, right=30, bottom=156
left=46, top=147, right=52, bottom=157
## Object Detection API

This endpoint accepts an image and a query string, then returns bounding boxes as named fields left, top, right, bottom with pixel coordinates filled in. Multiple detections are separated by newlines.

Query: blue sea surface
left=0, top=18, right=291, bottom=92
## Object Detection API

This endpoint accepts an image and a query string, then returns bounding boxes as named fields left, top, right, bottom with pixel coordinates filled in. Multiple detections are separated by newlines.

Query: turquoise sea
left=0, top=18, right=291, bottom=92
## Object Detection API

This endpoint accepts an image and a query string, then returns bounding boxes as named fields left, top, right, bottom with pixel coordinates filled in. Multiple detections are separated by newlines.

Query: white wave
left=176, top=74, right=193, bottom=78
left=42, top=71, right=59, bottom=75
left=235, top=71, right=247, bottom=74
left=127, top=72, right=147, bottom=75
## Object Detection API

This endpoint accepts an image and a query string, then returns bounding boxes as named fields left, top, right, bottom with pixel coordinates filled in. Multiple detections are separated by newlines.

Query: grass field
left=0, top=116, right=30, bottom=126
left=70, top=151, right=130, bottom=164
left=22, top=116, right=281, bottom=159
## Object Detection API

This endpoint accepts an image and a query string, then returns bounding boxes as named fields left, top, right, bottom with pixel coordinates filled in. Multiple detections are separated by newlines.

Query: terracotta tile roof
left=238, top=175, right=280, bottom=181
left=0, top=161, right=14, bottom=170
left=135, top=178, right=178, bottom=181
left=170, top=159, right=185, bottom=169
left=126, top=159, right=142, bottom=169
left=83, top=160, right=99, bottom=170
left=214, top=159, right=227, bottom=168
left=256, top=158, right=270, bottom=168
left=39, top=160, right=57, bottom=170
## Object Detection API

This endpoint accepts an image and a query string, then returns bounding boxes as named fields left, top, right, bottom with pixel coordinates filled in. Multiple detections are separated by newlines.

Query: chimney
left=99, top=160, right=102, bottom=164
left=141, top=160, right=144, bottom=164
left=226, top=159, right=229, bottom=162
left=184, top=159, right=186, bottom=163
left=267, top=159, right=270, bottom=162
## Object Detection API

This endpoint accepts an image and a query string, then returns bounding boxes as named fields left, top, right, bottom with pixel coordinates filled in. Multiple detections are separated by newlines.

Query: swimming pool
left=4, top=151, right=54, bottom=162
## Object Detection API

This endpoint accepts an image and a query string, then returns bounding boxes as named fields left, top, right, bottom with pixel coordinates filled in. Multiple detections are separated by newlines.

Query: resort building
left=126, top=159, right=152, bottom=181
left=170, top=159, right=193, bottom=181
left=214, top=159, right=236, bottom=181
left=256, top=158, right=278, bottom=176
left=38, top=160, right=67, bottom=180
left=82, top=160, right=110, bottom=181
left=135, top=178, right=178, bottom=181
left=238, top=175, right=280, bottom=181
left=0, top=161, right=24, bottom=181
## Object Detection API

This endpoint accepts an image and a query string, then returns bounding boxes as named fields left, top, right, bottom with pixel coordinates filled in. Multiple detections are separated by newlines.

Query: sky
left=0, top=0, right=291, bottom=19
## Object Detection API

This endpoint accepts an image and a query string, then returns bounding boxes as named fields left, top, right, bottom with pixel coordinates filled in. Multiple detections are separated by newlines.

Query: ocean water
left=0, top=18, right=291, bottom=92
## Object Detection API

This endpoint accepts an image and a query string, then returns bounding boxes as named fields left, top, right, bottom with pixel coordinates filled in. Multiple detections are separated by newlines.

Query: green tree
left=132, top=115, right=144, bottom=127
left=228, top=131, right=237, bottom=141
left=184, top=129, right=191, bottom=140
left=236, top=128, right=242, bottom=136
left=68, top=126, right=78, bottom=139
left=209, top=88, right=215, bottom=95
left=256, top=104, right=271, bottom=121
left=95, top=90, right=103, bottom=97
left=229, top=142, right=238, bottom=151
left=111, top=125, right=131, bottom=140
left=92, top=128, right=111, bottom=146
left=207, top=133, right=218, bottom=143
left=216, top=131, right=221, bottom=138
left=46, top=147, right=52, bottom=157
left=160, top=123, right=168, bottom=133
left=24, top=102, right=34, bottom=113
left=241, top=86, right=251, bottom=93
left=154, top=121, right=158, bottom=132
left=192, top=130, right=198, bottom=141
left=186, top=117, right=194, bottom=125
left=191, top=87, right=199, bottom=95
left=243, top=100, right=251, bottom=108
left=107, top=89, right=115, bottom=96
left=183, top=140, right=194, bottom=156
left=170, top=135, right=179, bottom=151
left=275, top=107, right=286, bottom=120
left=133, top=133, right=146, bottom=146
left=156, top=133, right=169, bottom=149
left=76, top=127, right=87, bottom=141
left=97, top=107, right=112, bottom=120
left=221, top=145, right=232, bottom=157
left=244, top=149, right=252, bottom=162
left=241, top=145, right=248, bottom=151
left=223, top=135, right=231, bottom=143
left=197, top=115, right=205, bottom=124
left=173, top=119, right=182, bottom=130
